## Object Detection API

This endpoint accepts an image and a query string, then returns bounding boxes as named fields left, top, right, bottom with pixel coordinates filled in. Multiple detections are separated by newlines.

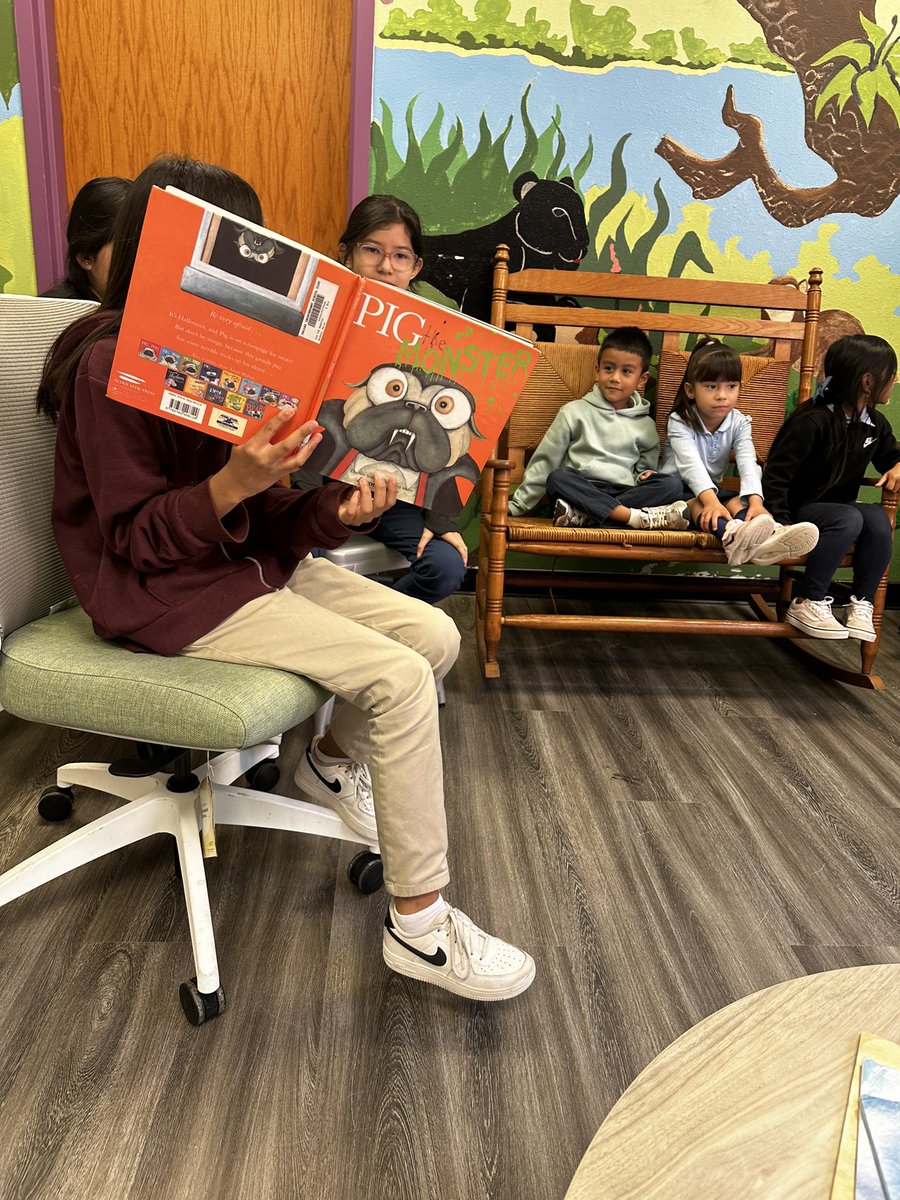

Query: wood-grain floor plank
left=1, top=597, right=899, bottom=1199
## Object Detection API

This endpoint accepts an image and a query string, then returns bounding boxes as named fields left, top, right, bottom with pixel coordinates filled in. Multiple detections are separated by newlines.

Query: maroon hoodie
left=51, top=313, right=361, bottom=654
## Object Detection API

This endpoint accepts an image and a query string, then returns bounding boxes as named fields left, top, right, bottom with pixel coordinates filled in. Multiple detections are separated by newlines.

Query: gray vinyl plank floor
left=1, top=595, right=899, bottom=1200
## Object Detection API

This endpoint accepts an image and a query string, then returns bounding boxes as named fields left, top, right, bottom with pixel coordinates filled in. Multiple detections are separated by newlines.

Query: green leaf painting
left=814, top=14, right=900, bottom=127
left=381, top=0, right=790, bottom=72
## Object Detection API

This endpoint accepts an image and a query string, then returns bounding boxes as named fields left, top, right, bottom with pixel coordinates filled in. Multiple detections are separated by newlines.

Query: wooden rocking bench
left=475, top=250, right=897, bottom=689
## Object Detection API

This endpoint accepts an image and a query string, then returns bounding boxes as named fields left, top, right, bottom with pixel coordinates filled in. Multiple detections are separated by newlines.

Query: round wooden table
left=565, top=965, right=900, bottom=1199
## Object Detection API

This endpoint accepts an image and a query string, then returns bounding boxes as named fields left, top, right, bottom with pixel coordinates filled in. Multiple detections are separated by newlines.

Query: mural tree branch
left=655, top=0, right=900, bottom=226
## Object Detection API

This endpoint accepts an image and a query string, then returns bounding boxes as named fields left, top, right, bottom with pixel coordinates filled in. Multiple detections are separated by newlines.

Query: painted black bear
left=420, top=173, right=590, bottom=325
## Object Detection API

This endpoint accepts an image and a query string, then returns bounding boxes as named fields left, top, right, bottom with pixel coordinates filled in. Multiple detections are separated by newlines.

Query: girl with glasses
left=333, top=195, right=471, bottom=605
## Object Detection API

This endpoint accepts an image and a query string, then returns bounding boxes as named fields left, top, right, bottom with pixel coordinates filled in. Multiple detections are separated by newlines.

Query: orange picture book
left=107, top=186, right=538, bottom=514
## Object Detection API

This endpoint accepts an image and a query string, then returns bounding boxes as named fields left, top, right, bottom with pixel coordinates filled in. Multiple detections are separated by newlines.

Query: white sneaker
left=750, top=521, right=819, bottom=565
left=785, top=596, right=849, bottom=640
left=845, top=595, right=876, bottom=642
left=722, top=513, right=776, bottom=565
left=294, top=737, right=377, bottom=841
left=383, top=905, right=536, bottom=1001
left=552, top=499, right=590, bottom=527
left=638, top=501, right=690, bottom=531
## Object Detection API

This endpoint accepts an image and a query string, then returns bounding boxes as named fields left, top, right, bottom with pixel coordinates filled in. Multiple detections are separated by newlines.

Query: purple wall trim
left=349, top=0, right=376, bottom=212
left=13, top=0, right=67, bottom=293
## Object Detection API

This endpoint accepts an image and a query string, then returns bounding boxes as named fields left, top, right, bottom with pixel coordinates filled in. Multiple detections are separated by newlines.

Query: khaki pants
left=181, top=556, right=460, bottom=896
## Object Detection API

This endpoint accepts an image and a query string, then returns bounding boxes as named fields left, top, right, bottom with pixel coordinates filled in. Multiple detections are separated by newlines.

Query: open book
left=107, top=186, right=538, bottom=514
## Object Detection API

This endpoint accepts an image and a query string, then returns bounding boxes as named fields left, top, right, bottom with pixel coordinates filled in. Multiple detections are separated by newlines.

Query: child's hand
left=637, top=470, right=656, bottom=482
left=210, top=411, right=323, bottom=516
left=876, top=464, right=900, bottom=492
left=338, top=473, right=398, bottom=526
left=744, top=494, right=768, bottom=520
left=697, top=497, right=732, bottom=532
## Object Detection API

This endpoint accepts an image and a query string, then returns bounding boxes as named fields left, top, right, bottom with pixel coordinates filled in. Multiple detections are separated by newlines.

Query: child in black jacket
left=763, top=334, right=900, bottom=640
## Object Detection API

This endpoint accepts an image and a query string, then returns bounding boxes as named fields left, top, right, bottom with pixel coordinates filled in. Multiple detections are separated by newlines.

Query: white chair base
left=0, top=749, right=377, bottom=1005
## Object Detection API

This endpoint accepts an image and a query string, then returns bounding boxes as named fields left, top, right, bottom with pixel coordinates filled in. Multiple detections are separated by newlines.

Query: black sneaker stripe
left=384, top=913, right=448, bottom=967
left=305, top=746, right=343, bottom=794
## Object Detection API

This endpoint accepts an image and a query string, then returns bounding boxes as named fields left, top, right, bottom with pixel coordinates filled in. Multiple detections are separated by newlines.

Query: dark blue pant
left=794, top=502, right=892, bottom=601
left=366, top=500, right=468, bottom=604
left=546, top=467, right=684, bottom=525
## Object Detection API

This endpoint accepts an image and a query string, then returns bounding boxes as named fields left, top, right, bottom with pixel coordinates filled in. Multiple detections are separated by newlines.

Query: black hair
left=338, top=194, right=424, bottom=261
left=338, top=194, right=423, bottom=291
left=598, top=326, right=652, bottom=373
left=38, top=155, right=263, bottom=422
left=670, top=338, right=742, bottom=434
left=795, top=334, right=898, bottom=495
left=55, top=176, right=131, bottom=300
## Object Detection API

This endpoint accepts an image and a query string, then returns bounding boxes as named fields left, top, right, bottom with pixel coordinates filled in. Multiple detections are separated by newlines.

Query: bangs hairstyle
left=671, top=338, right=742, bottom=433
left=598, top=325, right=652, bottom=373
left=338, top=194, right=424, bottom=290
left=38, top=155, right=263, bottom=422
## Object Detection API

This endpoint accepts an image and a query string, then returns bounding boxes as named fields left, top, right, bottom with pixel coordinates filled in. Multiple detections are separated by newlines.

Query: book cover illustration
left=110, top=186, right=364, bottom=444
left=305, top=281, right=537, bottom=514
left=109, top=187, right=538, bottom=514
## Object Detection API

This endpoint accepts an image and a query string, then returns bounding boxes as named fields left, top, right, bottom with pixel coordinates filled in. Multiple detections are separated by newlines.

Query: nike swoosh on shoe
left=305, top=748, right=342, bottom=793
left=384, top=916, right=448, bottom=966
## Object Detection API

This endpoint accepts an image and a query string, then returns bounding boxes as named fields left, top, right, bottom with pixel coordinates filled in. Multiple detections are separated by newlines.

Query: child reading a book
left=297, top=194, right=469, bottom=605
left=39, top=155, right=534, bottom=1003
left=508, top=327, right=689, bottom=529
left=762, top=333, right=900, bottom=640
left=657, top=338, right=820, bottom=565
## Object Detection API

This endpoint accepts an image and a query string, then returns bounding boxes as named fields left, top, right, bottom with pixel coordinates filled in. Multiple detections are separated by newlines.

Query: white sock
left=313, top=739, right=351, bottom=766
left=391, top=895, right=449, bottom=936
left=626, top=508, right=646, bottom=529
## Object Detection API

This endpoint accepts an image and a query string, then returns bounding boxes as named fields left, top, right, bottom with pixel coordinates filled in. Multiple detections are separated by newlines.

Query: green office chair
left=0, top=296, right=381, bottom=1025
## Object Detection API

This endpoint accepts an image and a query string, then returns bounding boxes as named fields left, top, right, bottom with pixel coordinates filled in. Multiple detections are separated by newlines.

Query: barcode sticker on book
left=161, top=390, right=206, bottom=423
left=299, top=278, right=338, bottom=344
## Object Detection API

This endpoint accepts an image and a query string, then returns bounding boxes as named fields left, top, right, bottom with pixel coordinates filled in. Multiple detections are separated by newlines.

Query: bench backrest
left=490, top=252, right=822, bottom=482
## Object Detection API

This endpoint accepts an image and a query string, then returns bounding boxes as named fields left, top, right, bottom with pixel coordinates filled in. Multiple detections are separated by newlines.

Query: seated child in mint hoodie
left=508, top=327, right=689, bottom=530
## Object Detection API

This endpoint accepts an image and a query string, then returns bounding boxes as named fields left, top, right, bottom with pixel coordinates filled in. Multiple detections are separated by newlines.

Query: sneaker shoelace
left=347, top=761, right=375, bottom=815
left=642, top=507, right=673, bottom=530
left=441, top=908, right=489, bottom=981
left=806, top=596, right=837, bottom=618
left=848, top=597, right=874, bottom=620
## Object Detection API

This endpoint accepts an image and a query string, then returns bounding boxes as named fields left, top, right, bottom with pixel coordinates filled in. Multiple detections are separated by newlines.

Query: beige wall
left=53, top=0, right=352, bottom=255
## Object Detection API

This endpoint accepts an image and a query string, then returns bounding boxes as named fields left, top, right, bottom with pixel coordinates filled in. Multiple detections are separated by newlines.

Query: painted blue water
left=373, top=48, right=897, bottom=275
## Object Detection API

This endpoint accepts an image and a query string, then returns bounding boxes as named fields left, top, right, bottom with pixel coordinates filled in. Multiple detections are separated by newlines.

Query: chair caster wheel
left=179, top=977, right=226, bottom=1025
left=348, top=850, right=383, bottom=894
left=244, top=760, right=280, bottom=791
left=38, top=786, right=74, bottom=822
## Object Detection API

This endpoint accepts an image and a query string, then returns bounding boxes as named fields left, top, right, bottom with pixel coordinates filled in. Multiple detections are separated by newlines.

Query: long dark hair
left=57, top=176, right=131, bottom=299
left=338, top=194, right=423, bottom=290
left=791, top=334, right=898, bottom=495
left=38, top=155, right=263, bottom=422
left=670, top=338, right=742, bottom=433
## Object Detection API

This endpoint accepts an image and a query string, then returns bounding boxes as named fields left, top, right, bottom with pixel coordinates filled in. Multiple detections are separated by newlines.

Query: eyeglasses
left=355, top=243, right=419, bottom=272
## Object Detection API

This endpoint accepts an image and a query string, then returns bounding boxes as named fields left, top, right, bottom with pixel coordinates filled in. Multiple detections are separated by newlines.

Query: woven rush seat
left=506, top=516, right=722, bottom=550
left=0, top=606, right=329, bottom=751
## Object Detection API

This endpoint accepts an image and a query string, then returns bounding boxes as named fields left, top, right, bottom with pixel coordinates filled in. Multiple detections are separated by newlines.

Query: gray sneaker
left=639, top=501, right=690, bottom=531
left=553, top=499, right=590, bottom=527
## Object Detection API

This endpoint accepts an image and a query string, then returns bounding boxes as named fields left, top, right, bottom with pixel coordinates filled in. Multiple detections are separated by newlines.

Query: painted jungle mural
left=369, top=0, right=899, bottom=571
left=369, top=0, right=898, bottom=364
left=0, top=0, right=36, bottom=295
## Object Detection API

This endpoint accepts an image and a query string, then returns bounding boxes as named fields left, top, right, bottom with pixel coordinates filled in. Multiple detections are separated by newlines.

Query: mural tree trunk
left=656, top=0, right=900, bottom=226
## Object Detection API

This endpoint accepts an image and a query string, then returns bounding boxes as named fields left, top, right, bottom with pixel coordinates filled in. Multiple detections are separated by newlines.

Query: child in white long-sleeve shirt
left=508, top=327, right=689, bottom=530
left=658, top=339, right=819, bottom=564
